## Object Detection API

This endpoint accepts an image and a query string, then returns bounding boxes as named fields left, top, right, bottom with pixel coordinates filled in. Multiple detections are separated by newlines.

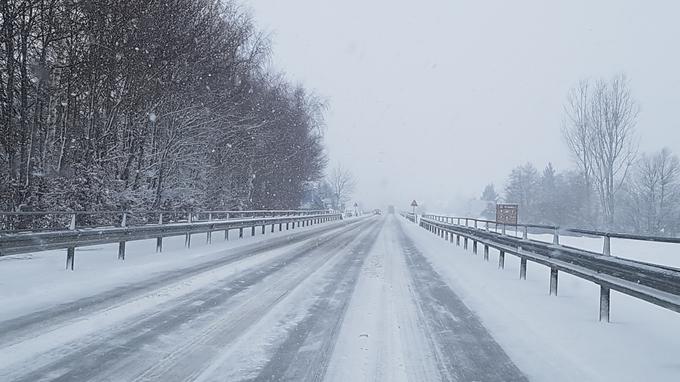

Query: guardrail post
left=65, top=214, right=76, bottom=270
left=118, top=212, right=127, bottom=261
left=485, top=221, right=489, bottom=231
left=484, top=245, right=489, bottom=261
left=156, top=213, right=164, bottom=252
left=185, top=212, right=192, bottom=248
left=550, top=268, right=558, bottom=295
left=498, top=250, right=505, bottom=269
left=224, top=213, right=230, bottom=240
left=286, top=222, right=289, bottom=230
left=239, top=227, right=244, bottom=238
left=66, top=246, right=75, bottom=270
left=456, top=235, right=460, bottom=246
left=251, top=225, right=256, bottom=236
left=520, top=257, right=527, bottom=280
left=279, top=223, right=283, bottom=231
left=464, top=237, right=468, bottom=250
left=271, top=223, right=275, bottom=232
left=472, top=240, right=478, bottom=254
left=553, top=228, right=560, bottom=245
left=502, top=224, right=506, bottom=235
left=523, top=226, right=528, bottom=239
left=603, top=235, right=611, bottom=256
left=599, top=286, right=611, bottom=322
left=474, top=220, right=478, bottom=229
left=206, top=213, right=213, bottom=244
left=261, top=224, right=265, bottom=234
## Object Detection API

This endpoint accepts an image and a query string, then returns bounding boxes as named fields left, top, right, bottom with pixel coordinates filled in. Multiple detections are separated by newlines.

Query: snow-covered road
left=3, top=214, right=678, bottom=381
left=0, top=215, right=526, bottom=381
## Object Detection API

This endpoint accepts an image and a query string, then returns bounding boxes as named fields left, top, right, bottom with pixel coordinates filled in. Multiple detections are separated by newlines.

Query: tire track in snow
left=2, top=218, right=376, bottom=382
left=394, top=218, right=528, bottom=382
left=247, top=219, right=385, bottom=382
left=0, top=218, right=362, bottom=348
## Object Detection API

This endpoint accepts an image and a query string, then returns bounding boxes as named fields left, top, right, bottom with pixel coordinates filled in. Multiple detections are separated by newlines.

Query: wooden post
left=472, top=240, right=478, bottom=254
left=464, top=237, right=468, bottom=250
left=498, top=250, right=505, bottom=269
left=484, top=245, right=489, bottom=261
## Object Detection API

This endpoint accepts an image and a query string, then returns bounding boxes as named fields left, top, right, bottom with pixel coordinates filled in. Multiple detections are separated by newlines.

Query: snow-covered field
left=0, top=214, right=678, bottom=381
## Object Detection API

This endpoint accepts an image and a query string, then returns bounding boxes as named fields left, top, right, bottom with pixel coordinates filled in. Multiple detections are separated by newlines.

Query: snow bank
left=400, top=217, right=680, bottom=382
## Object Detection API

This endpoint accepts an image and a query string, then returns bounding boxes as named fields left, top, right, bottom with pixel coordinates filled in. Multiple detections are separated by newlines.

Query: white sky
left=240, top=0, right=680, bottom=211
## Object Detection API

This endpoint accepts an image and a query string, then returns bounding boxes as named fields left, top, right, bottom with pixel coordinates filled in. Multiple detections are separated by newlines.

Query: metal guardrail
left=403, top=213, right=680, bottom=322
left=404, top=212, right=416, bottom=223
left=0, top=209, right=333, bottom=232
left=0, top=211, right=342, bottom=270
left=423, top=215, right=680, bottom=249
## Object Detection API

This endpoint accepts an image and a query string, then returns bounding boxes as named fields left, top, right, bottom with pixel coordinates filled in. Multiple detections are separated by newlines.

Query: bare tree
left=563, top=75, right=638, bottom=228
left=625, top=148, right=680, bottom=235
left=328, top=165, right=356, bottom=210
left=589, top=75, right=639, bottom=227
left=563, top=79, right=595, bottom=222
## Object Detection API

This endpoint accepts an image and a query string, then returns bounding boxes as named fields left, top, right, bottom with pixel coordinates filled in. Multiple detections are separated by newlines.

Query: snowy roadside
left=399, top=217, right=680, bottom=382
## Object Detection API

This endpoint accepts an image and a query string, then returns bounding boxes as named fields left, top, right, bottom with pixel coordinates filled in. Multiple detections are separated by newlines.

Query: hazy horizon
left=241, top=0, right=680, bottom=212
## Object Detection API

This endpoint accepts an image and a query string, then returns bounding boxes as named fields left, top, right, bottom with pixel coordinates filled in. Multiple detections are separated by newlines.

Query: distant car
left=374, top=209, right=382, bottom=215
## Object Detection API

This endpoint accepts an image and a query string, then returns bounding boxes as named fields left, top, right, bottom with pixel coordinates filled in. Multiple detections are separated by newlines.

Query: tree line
left=480, top=74, right=680, bottom=236
left=0, top=0, right=326, bottom=216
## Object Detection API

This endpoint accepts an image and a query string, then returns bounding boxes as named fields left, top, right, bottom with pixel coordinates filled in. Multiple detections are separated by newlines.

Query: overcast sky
left=241, top=0, right=680, bottom=212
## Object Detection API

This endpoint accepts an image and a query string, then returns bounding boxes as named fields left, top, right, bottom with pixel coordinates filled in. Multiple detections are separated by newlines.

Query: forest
left=481, top=75, right=680, bottom=236
left=0, top=0, right=326, bottom=214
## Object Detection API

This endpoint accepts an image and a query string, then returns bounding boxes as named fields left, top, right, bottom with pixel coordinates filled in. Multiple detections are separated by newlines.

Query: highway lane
left=0, top=215, right=526, bottom=381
